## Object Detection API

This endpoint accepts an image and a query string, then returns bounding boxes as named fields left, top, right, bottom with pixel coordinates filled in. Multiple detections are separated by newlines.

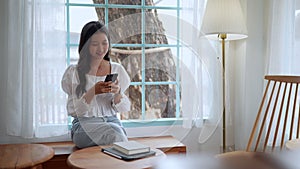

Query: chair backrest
left=246, top=75, right=300, bottom=152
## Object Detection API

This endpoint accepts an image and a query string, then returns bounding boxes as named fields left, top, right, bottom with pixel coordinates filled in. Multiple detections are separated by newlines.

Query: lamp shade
left=201, top=0, right=248, bottom=40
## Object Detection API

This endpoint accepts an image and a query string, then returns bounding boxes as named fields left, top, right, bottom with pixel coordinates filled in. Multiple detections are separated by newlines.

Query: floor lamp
left=201, top=0, right=248, bottom=153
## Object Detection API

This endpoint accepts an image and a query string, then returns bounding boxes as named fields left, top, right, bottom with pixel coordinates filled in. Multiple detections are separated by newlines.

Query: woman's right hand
left=82, top=81, right=112, bottom=104
left=94, top=81, right=112, bottom=94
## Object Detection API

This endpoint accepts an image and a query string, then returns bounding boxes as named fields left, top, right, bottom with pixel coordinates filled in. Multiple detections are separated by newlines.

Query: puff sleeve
left=61, top=65, right=90, bottom=117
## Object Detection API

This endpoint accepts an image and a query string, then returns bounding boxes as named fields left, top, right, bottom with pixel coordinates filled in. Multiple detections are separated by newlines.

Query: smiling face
left=89, top=31, right=109, bottom=61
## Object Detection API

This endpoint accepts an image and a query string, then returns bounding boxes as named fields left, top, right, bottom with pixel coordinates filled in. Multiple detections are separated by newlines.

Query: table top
left=156, top=150, right=299, bottom=169
left=0, top=143, right=54, bottom=169
left=67, top=146, right=166, bottom=169
left=286, top=139, right=300, bottom=150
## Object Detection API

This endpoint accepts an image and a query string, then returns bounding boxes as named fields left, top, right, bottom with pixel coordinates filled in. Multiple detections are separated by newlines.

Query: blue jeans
left=71, top=115, right=128, bottom=148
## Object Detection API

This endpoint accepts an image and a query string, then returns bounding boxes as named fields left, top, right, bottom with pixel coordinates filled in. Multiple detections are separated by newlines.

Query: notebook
left=112, top=140, right=150, bottom=155
left=101, top=147, right=156, bottom=161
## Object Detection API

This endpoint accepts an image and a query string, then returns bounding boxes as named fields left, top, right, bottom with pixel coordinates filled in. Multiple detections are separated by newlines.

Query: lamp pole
left=219, top=33, right=227, bottom=153
left=201, top=0, right=248, bottom=153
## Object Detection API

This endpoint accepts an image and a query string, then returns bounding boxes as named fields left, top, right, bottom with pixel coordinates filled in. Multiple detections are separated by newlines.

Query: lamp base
left=220, top=144, right=235, bottom=153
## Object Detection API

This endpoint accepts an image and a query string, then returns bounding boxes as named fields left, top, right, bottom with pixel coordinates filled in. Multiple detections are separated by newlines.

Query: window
left=65, top=0, right=182, bottom=126
left=2, top=0, right=214, bottom=139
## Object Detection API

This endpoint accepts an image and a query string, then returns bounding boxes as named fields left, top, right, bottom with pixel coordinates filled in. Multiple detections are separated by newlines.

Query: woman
left=61, top=21, right=130, bottom=148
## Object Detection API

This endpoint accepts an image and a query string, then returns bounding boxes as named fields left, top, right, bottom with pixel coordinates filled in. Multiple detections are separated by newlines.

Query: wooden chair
left=216, top=75, right=300, bottom=169
left=246, top=75, right=300, bottom=152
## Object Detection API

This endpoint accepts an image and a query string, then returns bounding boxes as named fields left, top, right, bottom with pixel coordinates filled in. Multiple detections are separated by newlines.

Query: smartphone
left=104, top=73, right=118, bottom=82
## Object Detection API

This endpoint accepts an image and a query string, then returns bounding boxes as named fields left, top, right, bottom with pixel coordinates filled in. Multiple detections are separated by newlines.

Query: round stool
left=0, top=143, right=54, bottom=169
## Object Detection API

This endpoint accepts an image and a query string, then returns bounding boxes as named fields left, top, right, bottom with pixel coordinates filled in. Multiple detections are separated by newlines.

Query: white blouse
left=61, top=62, right=131, bottom=117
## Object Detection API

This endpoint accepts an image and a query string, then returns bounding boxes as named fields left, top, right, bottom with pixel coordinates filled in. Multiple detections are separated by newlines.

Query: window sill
left=121, top=118, right=183, bottom=128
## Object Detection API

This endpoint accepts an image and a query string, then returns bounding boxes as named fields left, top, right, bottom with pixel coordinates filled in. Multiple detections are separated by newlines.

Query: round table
left=0, top=143, right=54, bottom=169
left=286, top=139, right=300, bottom=150
left=67, top=146, right=166, bottom=169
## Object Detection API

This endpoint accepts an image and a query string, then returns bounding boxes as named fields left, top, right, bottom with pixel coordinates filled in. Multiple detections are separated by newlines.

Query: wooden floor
left=42, top=135, right=186, bottom=169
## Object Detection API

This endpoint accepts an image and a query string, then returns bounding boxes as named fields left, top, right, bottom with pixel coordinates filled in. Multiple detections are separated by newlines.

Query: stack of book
left=101, top=140, right=156, bottom=161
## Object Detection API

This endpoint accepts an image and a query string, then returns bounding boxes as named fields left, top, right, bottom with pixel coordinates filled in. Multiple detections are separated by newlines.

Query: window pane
left=69, top=6, right=99, bottom=33
left=111, top=47, right=177, bottom=83
left=107, top=0, right=141, bottom=5
left=104, top=0, right=179, bottom=7
left=153, top=9, right=178, bottom=45
left=145, top=84, right=177, bottom=119
left=145, top=11, right=172, bottom=45
left=152, top=0, right=178, bottom=7
left=121, top=85, right=142, bottom=120
left=121, top=84, right=179, bottom=120
left=69, top=0, right=94, bottom=4
left=145, top=47, right=176, bottom=82
left=70, top=32, right=80, bottom=44
left=70, top=46, right=79, bottom=65
left=108, top=8, right=142, bottom=44
left=110, top=51, right=142, bottom=82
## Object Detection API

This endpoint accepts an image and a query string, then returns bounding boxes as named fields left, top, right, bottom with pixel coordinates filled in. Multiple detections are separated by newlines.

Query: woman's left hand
left=111, top=79, right=123, bottom=105
left=109, top=79, right=120, bottom=94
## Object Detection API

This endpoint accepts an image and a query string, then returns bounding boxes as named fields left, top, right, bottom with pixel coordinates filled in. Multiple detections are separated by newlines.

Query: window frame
left=65, top=0, right=182, bottom=127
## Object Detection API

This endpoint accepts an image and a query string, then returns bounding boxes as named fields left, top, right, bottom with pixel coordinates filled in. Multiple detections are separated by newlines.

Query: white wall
left=232, top=0, right=267, bottom=150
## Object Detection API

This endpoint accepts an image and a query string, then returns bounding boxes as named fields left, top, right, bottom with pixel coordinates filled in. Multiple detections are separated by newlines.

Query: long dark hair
left=76, top=21, right=111, bottom=98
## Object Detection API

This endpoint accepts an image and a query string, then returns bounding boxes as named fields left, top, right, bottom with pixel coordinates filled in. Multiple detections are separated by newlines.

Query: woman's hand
left=94, top=81, right=110, bottom=94
left=94, top=79, right=120, bottom=94
left=111, top=80, right=122, bottom=104
left=82, top=80, right=120, bottom=104
left=110, top=79, right=120, bottom=94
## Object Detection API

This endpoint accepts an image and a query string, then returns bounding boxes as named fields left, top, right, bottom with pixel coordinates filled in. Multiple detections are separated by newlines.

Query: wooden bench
left=42, top=135, right=186, bottom=169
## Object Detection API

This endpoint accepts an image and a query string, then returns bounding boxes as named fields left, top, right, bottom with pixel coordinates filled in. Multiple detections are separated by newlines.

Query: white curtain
left=265, top=0, right=299, bottom=75
left=3, top=0, right=68, bottom=138
left=265, top=0, right=300, bottom=146
left=180, top=0, right=223, bottom=143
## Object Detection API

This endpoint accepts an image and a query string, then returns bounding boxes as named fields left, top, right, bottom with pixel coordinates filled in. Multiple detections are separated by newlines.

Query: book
left=101, top=147, right=156, bottom=161
left=112, top=140, right=151, bottom=155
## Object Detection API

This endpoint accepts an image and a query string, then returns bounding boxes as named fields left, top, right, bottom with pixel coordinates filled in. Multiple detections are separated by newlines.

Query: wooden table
left=0, top=143, right=54, bottom=169
left=67, top=146, right=166, bottom=169
left=154, top=151, right=291, bottom=169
